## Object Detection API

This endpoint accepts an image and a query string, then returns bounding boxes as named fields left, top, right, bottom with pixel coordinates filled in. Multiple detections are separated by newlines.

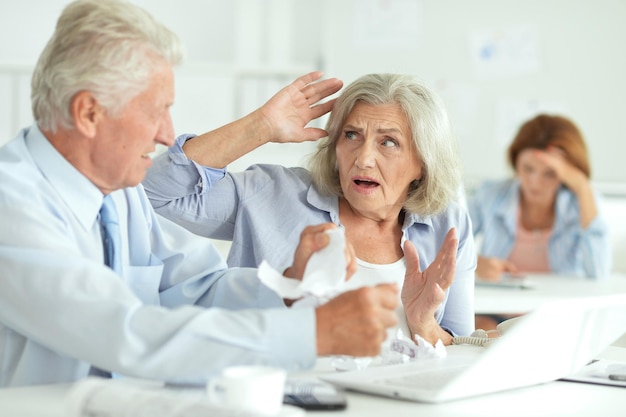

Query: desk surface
left=3, top=275, right=626, bottom=417
left=2, top=345, right=626, bottom=417
left=474, top=273, right=626, bottom=314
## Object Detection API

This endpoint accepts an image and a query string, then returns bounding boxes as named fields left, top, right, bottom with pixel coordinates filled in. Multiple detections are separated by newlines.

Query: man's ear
left=71, top=91, right=103, bottom=138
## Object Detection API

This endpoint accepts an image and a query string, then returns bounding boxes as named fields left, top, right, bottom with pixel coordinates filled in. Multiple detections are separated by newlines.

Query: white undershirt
left=347, top=257, right=411, bottom=339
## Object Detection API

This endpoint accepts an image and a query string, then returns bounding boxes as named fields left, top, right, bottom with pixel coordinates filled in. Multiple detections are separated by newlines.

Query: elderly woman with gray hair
left=144, top=73, right=476, bottom=346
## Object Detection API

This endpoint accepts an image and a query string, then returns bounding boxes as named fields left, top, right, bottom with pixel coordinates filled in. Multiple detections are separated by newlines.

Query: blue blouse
left=144, top=135, right=477, bottom=337
left=467, top=178, right=611, bottom=279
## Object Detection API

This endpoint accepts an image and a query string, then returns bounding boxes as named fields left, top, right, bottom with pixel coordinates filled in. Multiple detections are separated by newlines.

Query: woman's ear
left=71, top=91, right=103, bottom=138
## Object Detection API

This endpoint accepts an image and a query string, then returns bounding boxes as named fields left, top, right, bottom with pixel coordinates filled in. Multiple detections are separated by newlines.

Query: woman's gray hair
left=308, top=73, right=461, bottom=216
left=31, top=0, right=185, bottom=132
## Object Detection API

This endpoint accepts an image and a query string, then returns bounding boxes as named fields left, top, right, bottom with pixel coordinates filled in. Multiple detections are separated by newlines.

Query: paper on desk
left=258, top=227, right=347, bottom=301
left=385, top=329, right=447, bottom=365
left=561, top=359, right=626, bottom=388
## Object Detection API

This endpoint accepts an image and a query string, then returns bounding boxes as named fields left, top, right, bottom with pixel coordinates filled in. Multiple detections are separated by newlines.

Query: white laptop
left=321, top=293, right=626, bottom=403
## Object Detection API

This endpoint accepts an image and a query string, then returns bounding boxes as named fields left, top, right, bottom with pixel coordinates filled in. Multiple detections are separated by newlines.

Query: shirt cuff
left=169, top=134, right=227, bottom=193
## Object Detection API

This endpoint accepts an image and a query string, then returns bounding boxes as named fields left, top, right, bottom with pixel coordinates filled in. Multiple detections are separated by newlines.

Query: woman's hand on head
left=534, top=147, right=588, bottom=193
left=258, top=71, right=343, bottom=145
left=534, top=147, right=598, bottom=227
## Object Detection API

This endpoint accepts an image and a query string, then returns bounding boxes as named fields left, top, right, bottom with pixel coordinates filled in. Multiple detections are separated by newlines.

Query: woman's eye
left=345, top=131, right=357, bottom=140
left=382, top=138, right=398, bottom=148
left=544, top=170, right=557, bottom=180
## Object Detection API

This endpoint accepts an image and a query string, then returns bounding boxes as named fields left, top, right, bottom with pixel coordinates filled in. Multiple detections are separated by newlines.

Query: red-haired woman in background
left=469, top=114, right=610, bottom=329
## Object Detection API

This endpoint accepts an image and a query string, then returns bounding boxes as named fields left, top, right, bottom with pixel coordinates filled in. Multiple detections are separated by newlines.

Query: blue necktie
left=93, top=195, right=122, bottom=379
left=100, top=195, right=122, bottom=274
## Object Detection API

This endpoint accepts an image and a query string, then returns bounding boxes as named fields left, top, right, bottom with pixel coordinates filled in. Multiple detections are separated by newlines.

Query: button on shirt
left=0, top=125, right=316, bottom=387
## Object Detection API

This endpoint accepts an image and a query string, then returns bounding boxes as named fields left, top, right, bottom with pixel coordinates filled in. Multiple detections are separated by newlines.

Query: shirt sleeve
left=143, top=135, right=239, bottom=239
left=437, top=208, right=477, bottom=337
left=144, top=134, right=226, bottom=205
left=551, top=190, right=612, bottom=279
left=0, top=189, right=317, bottom=387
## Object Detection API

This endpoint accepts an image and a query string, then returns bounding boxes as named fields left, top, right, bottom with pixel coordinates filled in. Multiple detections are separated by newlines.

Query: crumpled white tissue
left=382, top=329, right=447, bottom=365
left=413, top=333, right=447, bottom=358
left=331, top=356, right=373, bottom=372
left=257, top=227, right=347, bottom=301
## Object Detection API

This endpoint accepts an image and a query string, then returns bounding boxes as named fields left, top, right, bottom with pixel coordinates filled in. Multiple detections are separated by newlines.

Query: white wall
left=3, top=0, right=626, bottom=181
left=320, top=0, right=626, bottom=190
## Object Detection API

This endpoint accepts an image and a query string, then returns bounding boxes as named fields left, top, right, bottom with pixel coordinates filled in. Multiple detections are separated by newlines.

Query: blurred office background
left=1, top=0, right=625, bottom=269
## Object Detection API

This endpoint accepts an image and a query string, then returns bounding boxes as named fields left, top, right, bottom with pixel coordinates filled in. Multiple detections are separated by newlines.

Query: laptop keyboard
left=375, top=366, right=469, bottom=390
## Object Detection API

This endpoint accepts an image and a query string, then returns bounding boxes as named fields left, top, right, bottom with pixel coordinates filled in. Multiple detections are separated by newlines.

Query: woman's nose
left=354, top=142, right=376, bottom=168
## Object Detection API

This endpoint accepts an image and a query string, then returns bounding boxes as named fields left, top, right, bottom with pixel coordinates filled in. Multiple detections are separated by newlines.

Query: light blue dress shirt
left=144, top=135, right=477, bottom=338
left=467, top=178, right=611, bottom=279
left=0, top=126, right=316, bottom=388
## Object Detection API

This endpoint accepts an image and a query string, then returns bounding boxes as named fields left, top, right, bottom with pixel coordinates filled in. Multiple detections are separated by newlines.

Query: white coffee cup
left=206, top=365, right=287, bottom=415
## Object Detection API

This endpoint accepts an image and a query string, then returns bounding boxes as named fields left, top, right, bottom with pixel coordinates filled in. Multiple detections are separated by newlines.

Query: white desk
left=3, top=275, right=626, bottom=417
left=474, top=273, right=626, bottom=348
left=2, top=345, right=626, bottom=417
left=474, top=273, right=626, bottom=314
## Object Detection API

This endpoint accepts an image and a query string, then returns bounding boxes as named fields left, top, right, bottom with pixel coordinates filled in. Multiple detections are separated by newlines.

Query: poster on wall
left=470, top=24, right=541, bottom=80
